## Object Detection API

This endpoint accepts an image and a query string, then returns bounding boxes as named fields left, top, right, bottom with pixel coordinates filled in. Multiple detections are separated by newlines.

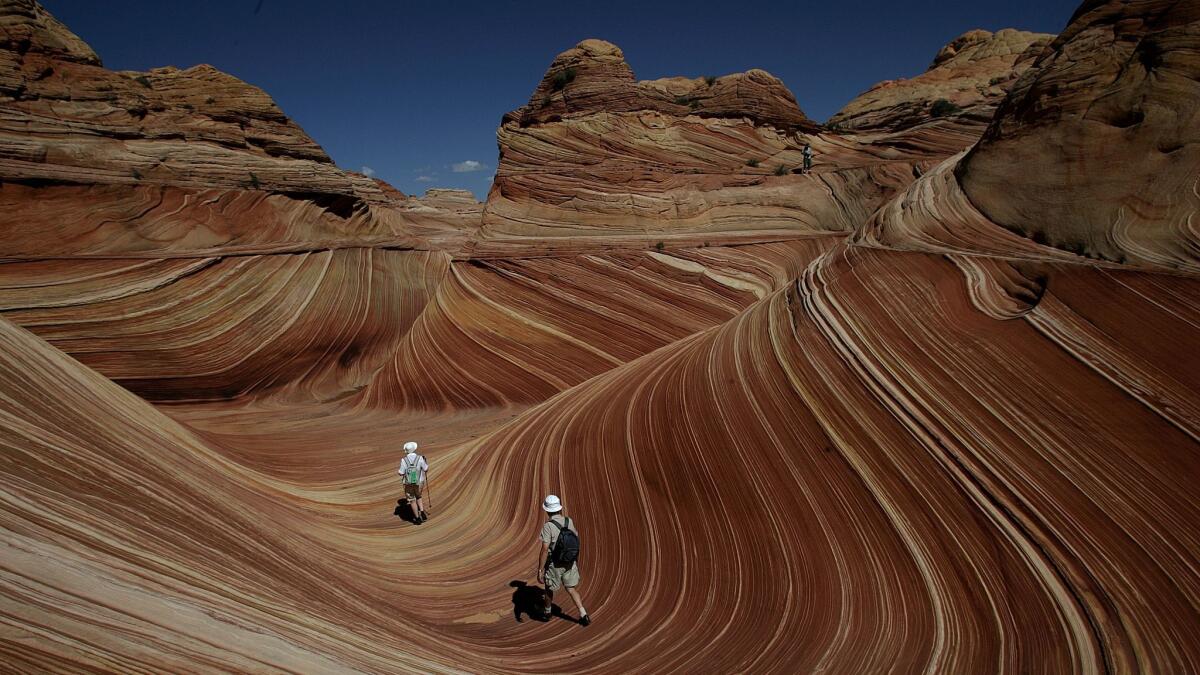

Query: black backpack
left=549, top=517, right=580, bottom=568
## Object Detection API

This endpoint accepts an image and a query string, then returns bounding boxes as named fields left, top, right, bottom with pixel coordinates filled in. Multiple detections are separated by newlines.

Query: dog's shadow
left=509, top=580, right=577, bottom=623
left=393, top=498, right=417, bottom=523
left=510, top=580, right=546, bottom=622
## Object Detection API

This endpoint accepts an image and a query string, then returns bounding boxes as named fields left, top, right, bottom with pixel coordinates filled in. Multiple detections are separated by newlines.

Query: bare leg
left=565, top=586, right=587, bottom=618
left=416, top=496, right=425, bottom=517
left=409, top=495, right=421, bottom=521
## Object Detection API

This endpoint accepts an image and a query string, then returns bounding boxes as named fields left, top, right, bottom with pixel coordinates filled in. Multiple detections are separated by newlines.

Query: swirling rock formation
left=3, top=0, right=1200, bottom=672
left=862, top=0, right=1200, bottom=274
left=825, top=28, right=1054, bottom=159
left=360, top=240, right=832, bottom=409
left=0, top=1, right=482, bottom=257
left=958, top=0, right=1200, bottom=270
left=480, top=40, right=921, bottom=256
left=509, top=39, right=815, bottom=131
left=829, top=29, right=1053, bottom=133
left=0, top=0, right=97, bottom=65
left=0, top=250, right=450, bottom=401
left=477, top=32, right=1044, bottom=257
left=465, top=243, right=1200, bottom=672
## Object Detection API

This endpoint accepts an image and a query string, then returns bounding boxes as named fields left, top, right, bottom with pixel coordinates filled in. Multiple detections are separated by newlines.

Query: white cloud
left=452, top=160, right=484, bottom=173
left=361, top=166, right=375, bottom=177
left=415, top=175, right=435, bottom=182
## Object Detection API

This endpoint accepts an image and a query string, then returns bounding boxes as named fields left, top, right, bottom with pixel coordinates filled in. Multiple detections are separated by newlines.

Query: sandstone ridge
left=507, top=38, right=815, bottom=131
left=828, top=28, right=1053, bottom=132
left=0, top=1, right=482, bottom=257
left=480, top=38, right=957, bottom=255
left=864, top=0, right=1200, bottom=274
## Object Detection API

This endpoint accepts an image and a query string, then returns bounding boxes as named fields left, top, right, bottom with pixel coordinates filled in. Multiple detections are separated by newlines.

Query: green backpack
left=404, top=455, right=423, bottom=484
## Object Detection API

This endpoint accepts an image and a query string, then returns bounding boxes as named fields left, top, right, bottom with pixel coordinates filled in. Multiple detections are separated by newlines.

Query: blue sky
left=43, top=0, right=1081, bottom=200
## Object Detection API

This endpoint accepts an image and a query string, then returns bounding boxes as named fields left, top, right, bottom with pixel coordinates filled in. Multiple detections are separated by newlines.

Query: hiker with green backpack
left=536, top=494, right=590, bottom=626
left=397, top=441, right=430, bottom=524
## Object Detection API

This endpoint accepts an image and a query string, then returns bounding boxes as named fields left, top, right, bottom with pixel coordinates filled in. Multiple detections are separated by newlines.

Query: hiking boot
left=578, top=614, right=591, bottom=627
left=420, top=511, right=429, bottom=521
left=414, top=516, right=424, bottom=525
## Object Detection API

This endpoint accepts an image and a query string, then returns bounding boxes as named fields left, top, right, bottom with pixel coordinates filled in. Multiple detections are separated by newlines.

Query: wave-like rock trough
left=2, top=0, right=1200, bottom=671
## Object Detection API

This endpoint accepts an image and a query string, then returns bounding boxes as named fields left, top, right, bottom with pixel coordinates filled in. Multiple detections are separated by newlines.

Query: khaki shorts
left=544, top=563, right=579, bottom=591
left=404, top=483, right=422, bottom=499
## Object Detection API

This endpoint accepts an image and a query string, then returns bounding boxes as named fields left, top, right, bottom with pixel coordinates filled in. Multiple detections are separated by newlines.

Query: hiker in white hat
left=397, top=441, right=430, bottom=524
left=536, top=494, right=590, bottom=626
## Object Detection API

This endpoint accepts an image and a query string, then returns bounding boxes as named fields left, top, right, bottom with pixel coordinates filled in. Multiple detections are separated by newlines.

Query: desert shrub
left=930, top=99, right=962, bottom=117
left=249, top=172, right=261, bottom=189
left=551, top=67, right=576, bottom=91
left=674, top=95, right=692, bottom=105
left=131, top=168, right=142, bottom=180
left=540, top=95, right=552, bottom=108
left=774, top=164, right=788, bottom=176
left=655, top=241, right=665, bottom=251
left=134, top=75, right=152, bottom=88
left=746, top=158, right=759, bottom=167
left=1061, top=240, right=1088, bottom=257
left=704, top=75, right=716, bottom=86
left=988, top=75, right=1006, bottom=86
left=205, top=96, right=216, bottom=104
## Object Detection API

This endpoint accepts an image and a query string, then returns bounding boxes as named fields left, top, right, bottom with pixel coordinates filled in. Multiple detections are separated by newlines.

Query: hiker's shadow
left=393, top=498, right=416, bottom=523
left=509, top=580, right=576, bottom=624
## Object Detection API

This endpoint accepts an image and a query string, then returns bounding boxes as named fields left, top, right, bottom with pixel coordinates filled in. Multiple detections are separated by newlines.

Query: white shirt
left=398, top=452, right=428, bottom=485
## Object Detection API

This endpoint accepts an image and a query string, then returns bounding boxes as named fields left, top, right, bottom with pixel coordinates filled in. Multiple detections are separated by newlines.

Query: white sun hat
left=542, top=494, right=563, bottom=513
left=403, top=441, right=418, bottom=452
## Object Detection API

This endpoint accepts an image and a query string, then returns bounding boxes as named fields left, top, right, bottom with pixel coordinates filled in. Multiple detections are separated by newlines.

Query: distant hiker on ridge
left=398, top=442, right=430, bottom=524
left=802, top=143, right=814, bottom=173
left=537, top=494, right=590, bottom=626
